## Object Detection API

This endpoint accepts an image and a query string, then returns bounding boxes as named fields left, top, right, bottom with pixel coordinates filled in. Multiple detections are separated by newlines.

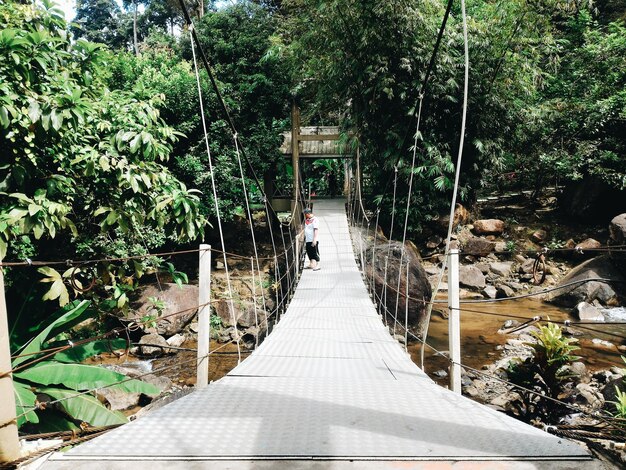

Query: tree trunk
left=133, top=1, right=139, bottom=56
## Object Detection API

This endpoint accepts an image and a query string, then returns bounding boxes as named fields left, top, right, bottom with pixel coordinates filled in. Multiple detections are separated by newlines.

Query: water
left=603, top=307, right=626, bottom=321
left=409, top=298, right=626, bottom=383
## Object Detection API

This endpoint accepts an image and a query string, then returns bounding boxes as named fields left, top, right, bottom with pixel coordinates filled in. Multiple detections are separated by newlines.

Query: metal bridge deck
left=46, top=199, right=590, bottom=468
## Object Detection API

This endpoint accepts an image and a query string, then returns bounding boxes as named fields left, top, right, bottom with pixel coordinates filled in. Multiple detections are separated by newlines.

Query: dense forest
left=0, top=0, right=625, bottom=433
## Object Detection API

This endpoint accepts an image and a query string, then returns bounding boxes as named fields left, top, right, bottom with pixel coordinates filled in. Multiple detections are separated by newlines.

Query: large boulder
left=547, top=256, right=625, bottom=307
left=472, top=219, right=505, bottom=236
left=354, top=227, right=431, bottom=332
left=132, top=283, right=199, bottom=336
left=609, top=213, right=626, bottom=274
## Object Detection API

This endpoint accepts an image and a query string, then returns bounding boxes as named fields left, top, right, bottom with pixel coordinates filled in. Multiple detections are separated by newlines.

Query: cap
left=303, top=208, right=312, bottom=214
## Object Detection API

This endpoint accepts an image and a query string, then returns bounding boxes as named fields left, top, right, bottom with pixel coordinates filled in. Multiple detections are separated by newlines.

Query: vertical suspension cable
left=421, top=0, right=470, bottom=369
left=371, top=209, right=380, bottom=300
left=189, top=28, right=241, bottom=363
left=404, top=260, right=410, bottom=351
left=382, top=166, right=399, bottom=326
left=393, top=96, right=425, bottom=336
left=233, top=134, right=269, bottom=331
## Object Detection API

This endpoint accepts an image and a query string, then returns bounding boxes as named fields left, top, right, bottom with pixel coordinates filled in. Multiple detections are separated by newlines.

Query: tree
left=72, top=0, right=126, bottom=48
left=0, top=0, right=205, bottom=302
left=107, top=1, right=291, bottom=222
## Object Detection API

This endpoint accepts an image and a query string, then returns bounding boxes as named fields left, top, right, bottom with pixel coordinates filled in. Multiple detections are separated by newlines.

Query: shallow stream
left=410, top=298, right=626, bottom=385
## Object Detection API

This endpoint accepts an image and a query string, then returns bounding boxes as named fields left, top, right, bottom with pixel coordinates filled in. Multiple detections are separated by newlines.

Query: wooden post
left=197, top=244, right=211, bottom=389
left=0, top=265, right=21, bottom=462
left=291, top=102, right=301, bottom=227
left=448, top=249, right=461, bottom=393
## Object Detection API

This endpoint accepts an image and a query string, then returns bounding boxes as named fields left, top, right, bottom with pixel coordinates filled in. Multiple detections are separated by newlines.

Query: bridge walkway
left=44, top=199, right=593, bottom=469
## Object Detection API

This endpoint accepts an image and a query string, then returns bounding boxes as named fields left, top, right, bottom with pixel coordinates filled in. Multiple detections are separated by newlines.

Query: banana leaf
left=13, top=380, right=39, bottom=428
left=52, top=338, right=129, bottom=363
left=39, top=387, right=127, bottom=426
left=14, top=361, right=160, bottom=395
left=12, top=300, right=93, bottom=368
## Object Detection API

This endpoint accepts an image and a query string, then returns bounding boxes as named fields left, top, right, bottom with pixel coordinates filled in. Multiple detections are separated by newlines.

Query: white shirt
left=304, top=216, right=319, bottom=242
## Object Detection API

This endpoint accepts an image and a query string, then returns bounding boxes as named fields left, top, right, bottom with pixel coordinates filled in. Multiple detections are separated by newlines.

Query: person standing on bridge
left=303, top=208, right=321, bottom=271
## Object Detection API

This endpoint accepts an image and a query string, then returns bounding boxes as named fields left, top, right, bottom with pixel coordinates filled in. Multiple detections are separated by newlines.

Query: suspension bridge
left=42, top=199, right=594, bottom=469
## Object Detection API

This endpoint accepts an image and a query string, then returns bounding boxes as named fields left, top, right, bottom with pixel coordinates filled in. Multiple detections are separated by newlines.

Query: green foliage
left=507, top=322, right=580, bottom=422
left=106, top=2, right=291, bottom=222
left=610, top=387, right=626, bottom=420
left=0, top=0, right=203, bottom=321
left=11, top=301, right=160, bottom=430
left=508, top=11, right=626, bottom=193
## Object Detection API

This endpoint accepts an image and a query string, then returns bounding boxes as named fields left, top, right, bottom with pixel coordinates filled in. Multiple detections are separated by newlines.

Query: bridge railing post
left=448, top=248, right=461, bottom=393
left=197, top=244, right=211, bottom=389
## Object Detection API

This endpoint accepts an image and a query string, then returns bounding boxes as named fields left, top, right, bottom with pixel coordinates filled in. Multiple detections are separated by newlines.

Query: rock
left=472, top=219, right=505, bottom=236
left=460, top=289, right=484, bottom=300
left=140, top=374, right=172, bottom=393
left=435, top=204, right=470, bottom=234
left=610, top=213, right=626, bottom=244
left=424, top=265, right=439, bottom=276
left=494, top=242, right=508, bottom=253
left=433, top=369, right=448, bottom=378
left=476, top=263, right=490, bottom=274
left=575, top=238, right=602, bottom=253
left=561, top=362, right=590, bottom=384
left=609, top=213, right=626, bottom=274
left=489, top=262, right=513, bottom=277
left=215, top=299, right=268, bottom=328
left=502, top=320, right=521, bottom=330
left=490, top=391, right=521, bottom=408
left=590, top=338, right=618, bottom=352
left=573, top=302, right=604, bottom=322
left=166, top=333, right=186, bottom=349
left=602, top=377, right=626, bottom=404
left=461, top=236, right=496, bottom=257
left=482, top=285, right=497, bottom=299
left=506, top=281, right=524, bottom=291
left=575, top=383, right=604, bottom=408
left=531, top=229, right=547, bottom=243
left=547, top=256, right=624, bottom=307
left=496, top=284, right=515, bottom=299
left=459, top=265, right=486, bottom=290
left=356, top=227, right=431, bottom=331
left=426, top=235, right=443, bottom=249
left=464, top=386, right=480, bottom=397
left=520, top=258, right=535, bottom=274
left=513, top=254, right=526, bottom=264
left=98, top=388, right=141, bottom=411
left=132, top=283, right=199, bottom=336
left=138, top=334, right=169, bottom=357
